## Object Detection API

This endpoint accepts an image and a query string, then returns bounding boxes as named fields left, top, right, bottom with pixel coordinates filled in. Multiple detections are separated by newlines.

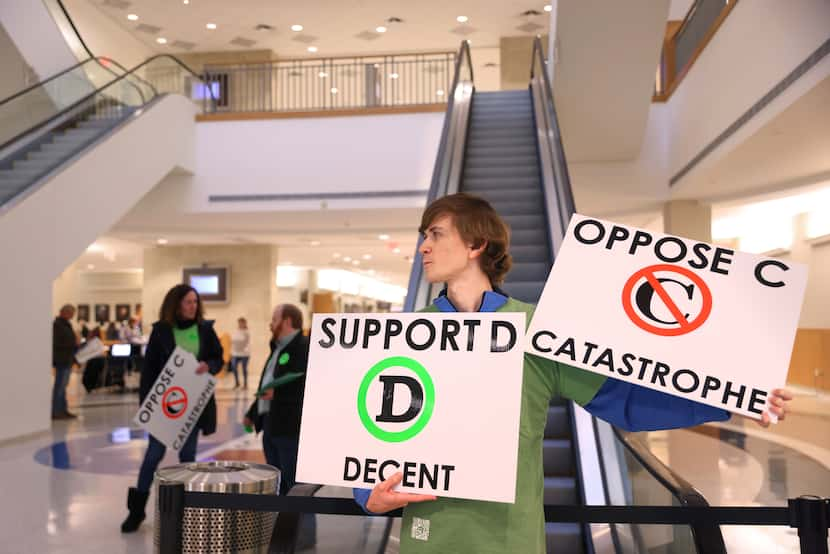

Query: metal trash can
left=154, top=461, right=280, bottom=554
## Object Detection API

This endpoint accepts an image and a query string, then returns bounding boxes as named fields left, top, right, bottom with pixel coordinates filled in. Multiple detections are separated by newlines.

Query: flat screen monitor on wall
left=183, top=267, right=229, bottom=302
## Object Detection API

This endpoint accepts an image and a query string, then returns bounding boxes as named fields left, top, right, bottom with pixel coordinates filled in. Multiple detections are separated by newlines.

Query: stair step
left=485, top=199, right=545, bottom=216
left=546, top=523, right=584, bottom=554
left=543, top=476, right=578, bottom=505
left=468, top=128, right=534, bottom=139
left=463, top=187, right=542, bottom=203
left=542, top=439, right=574, bottom=476
left=502, top=280, right=545, bottom=303
left=0, top=167, right=42, bottom=178
left=26, top=150, right=62, bottom=161
left=511, top=228, right=550, bottom=246
left=545, top=405, right=569, bottom=439
left=466, top=138, right=536, bottom=149
left=12, top=159, right=52, bottom=171
left=466, top=145, right=538, bottom=158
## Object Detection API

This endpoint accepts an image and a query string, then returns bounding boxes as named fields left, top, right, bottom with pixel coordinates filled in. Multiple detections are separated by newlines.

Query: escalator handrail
left=0, top=54, right=215, bottom=154
left=403, top=40, right=473, bottom=312
left=0, top=56, right=112, bottom=108
left=613, top=428, right=727, bottom=553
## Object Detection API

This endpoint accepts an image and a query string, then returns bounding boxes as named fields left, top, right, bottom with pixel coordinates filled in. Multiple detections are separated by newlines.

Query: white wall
left=189, top=111, right=443, bottom=212
left=0, top=94, right=195, bottom=441
left=0, top=0, right=78, bottom=80
left=142, top=244, right=277, bottom=376
left=61, top=0, right=154, bottom=69
left=667, top=0, right=830, bottom=188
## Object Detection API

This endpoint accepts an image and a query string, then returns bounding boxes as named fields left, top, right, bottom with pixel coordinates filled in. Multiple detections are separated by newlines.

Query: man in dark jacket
left=244, top=303, right=310, bottom=495
left=52, top=304, right=78, bottom=420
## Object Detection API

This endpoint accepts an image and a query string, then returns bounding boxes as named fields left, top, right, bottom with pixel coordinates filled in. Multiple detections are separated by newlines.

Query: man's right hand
left=366, top=472, right=437, bottom=513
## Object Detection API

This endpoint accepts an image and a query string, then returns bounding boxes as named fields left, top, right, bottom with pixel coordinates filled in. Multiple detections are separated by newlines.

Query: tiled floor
left=2, top=375, right=827, bottom=553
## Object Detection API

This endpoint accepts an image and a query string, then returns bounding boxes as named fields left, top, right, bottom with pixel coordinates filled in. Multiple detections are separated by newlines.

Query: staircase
left=460, top=89, right=584, bottom=553
left=0, top=103, right=135, bottom=207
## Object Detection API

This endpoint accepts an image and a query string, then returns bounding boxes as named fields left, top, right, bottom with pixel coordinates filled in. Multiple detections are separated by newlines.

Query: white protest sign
left=297, top=312, right=526, bottom=503
left=525, top=215, right=808, bottom=419
left=133, top=347, right=216, bottom=451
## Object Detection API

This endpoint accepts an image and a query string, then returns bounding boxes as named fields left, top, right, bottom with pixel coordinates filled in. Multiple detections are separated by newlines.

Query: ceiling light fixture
left=157, top=238, right=168, bottom=245
left=156, top=37, right=168, bottom=44
left=389, top=72, right=399, bottom=79
left=363, top=254, right=372, bottom=260
left=318, top=71, right=328, bottom=78
left=206, top=22, right=217, bottom=30
left=343, top=256, right=352, bottom=262
left=291, top=24, right=303, bottom=32
left=307, top=46, right=318, bottom=53
left=330, top=87, right=338, bottom=94
left=392, top=247, right=401, bottom=254
left=183, top=0, right=189, bottom=4
left=333, top=253, right=341, bottom=258
left=544, top=5, right=552, bottom=12
left=352, top=260, right=360, bottom=266
left=310, top=240, right=321, bottom=246
left=457, top=15, right=469, bottom=23
left=87, top=264, right=95, bottom=270
left=378, top=234, right=390, bottom=240
left=127, top=14, right=139, bottom=21
left=375, top=26, right=387, bottom=33
left=436, top=89, right=445, bottom=96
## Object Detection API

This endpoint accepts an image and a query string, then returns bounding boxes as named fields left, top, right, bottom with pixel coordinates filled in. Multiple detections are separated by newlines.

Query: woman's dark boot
left=120, top=487, right=149, bottom=533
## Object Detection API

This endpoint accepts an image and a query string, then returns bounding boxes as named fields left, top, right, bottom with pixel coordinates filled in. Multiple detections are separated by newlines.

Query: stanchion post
left=158, top=482, right=185, bottom=554
left=789, top=496, right=829, bottom=554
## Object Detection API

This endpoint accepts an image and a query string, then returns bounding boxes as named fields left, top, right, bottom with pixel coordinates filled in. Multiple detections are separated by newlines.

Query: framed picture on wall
left=115, top=304, right=131, bottom=322
left=77, top=304, right=90, bottom=322
left=95, top=304, right=110, bottom=323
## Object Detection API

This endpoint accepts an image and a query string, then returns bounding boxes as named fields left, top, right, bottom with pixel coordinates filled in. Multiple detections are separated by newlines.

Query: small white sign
left=133, top=347, right=216, bottom=451
left=297, top=312, right=526, bottom=503
left=525, top=215, right=808, bottom=419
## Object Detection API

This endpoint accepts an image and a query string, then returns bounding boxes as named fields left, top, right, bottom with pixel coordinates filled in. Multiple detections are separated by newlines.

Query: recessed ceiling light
left=333, top=253, right=341, bottom=258
left=157, top=238, right=168, bottom=244
left=87, top=264, right=95, bottom=270
left=156, top=37, right=168, bottom=44
left=330, top=87, right=338, bottom=94
left=393, top=247, right=401, bottom=254
left=352, top=260, right=360, bottom=266
left=436, top=89, right=445, bottom=96
left=375, top=26, right=387, bottom=33
left=307, top=46, right=318, bottom=53
left=363, top=254, right=372, bottom=260
left=318, top=71, right=328, bottom=78
left=378, top=234, right=390, bottom=240
left=466, top=39, right=472, bottom=45
left=457, top=15, right=469, bottom=23
left=127, top=14, right=139, bottom=21
left=343, top=256, right=352, bottom=262
left=310, top=240, right=321, bottom=246
left=291, top=24, right=304, bottom=32
left=183, top=0, right=189, bottom=4
left=544, top=4, right=553, bottom=12
left=206, top=23, right=217, bottom=30
left=389, top=72, right=399, bottom=79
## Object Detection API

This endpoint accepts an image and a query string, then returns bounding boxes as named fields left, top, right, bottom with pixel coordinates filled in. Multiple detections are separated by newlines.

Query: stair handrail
left=404, top=40, right=474, bottom=311
left=0, top=54, right=215, bottom=155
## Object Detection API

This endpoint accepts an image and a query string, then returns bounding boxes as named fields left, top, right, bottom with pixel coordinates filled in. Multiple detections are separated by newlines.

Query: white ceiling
left=91, top=0, right=552, bottom=57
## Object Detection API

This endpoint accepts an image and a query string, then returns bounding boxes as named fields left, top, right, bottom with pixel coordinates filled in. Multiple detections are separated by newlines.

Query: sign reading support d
left=297, top=312, right=526, bottom=503
left=133, top=347, right=216, bottom=451
left=525, top=215, right=808, bottom=420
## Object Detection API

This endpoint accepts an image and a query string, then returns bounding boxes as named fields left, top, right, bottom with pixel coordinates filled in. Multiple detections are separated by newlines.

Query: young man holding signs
left=355, top=193, right=791, bottom=553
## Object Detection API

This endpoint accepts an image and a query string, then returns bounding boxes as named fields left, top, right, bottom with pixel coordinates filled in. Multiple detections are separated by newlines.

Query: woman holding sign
left=121, top=284, right=223, bottom=533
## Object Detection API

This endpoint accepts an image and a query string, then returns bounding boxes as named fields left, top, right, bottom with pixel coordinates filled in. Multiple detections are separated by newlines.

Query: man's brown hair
left=419, top=192, right=513, bottom=285
left=280, top=304, right=303, bottom=330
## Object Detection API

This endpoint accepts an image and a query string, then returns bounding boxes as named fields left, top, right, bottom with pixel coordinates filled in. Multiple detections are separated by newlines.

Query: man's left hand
left=756, top=388, right=793, bottom=428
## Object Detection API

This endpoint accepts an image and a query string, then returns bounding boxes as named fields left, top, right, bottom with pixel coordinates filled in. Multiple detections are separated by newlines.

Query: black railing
left=155, top=482, right=829, bottom=554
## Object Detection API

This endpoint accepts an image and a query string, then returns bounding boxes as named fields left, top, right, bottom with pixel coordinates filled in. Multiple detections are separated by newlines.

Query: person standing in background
left=120, top=284, right=224, bottom=533
left=230, top=317, right=251, bottom=389
left=52, top=304, right=79, bottom=420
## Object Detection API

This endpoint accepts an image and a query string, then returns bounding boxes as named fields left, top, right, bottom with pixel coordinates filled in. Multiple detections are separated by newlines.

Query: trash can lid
left=156, top=461, right=280, bottom=494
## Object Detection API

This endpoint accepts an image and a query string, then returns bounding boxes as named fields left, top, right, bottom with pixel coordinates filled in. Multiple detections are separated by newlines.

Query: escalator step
left=546, top=523, right=584, bottom=554
left=544, top=406, right=569, bottom=439
left=464, top=155, right=539, bottom=168
left=463, top=176, right=540, bottom=190
left=511, top=228, right=550, bottom=246
left=467, top=137, right=536, bottom=148
left=502, top=280, right=545, bottom=303
left=508, top=262, right=550, bottom=283
left=501, top=213, right=546, bottom=230
left=542, top=439, right=574, bottom=476
left=466, top=188, right=543, bottom=205
left=543, top=476, right=578, bottom=505
left=508, top=245, right=548, bottom=263
left=463, top=165, right=540, bottom=179
left=485, top=199, right=544, bottom=216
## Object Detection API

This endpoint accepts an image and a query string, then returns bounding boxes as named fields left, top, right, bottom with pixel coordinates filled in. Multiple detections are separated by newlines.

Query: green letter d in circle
left=357, top=356, right=434, bottom=443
